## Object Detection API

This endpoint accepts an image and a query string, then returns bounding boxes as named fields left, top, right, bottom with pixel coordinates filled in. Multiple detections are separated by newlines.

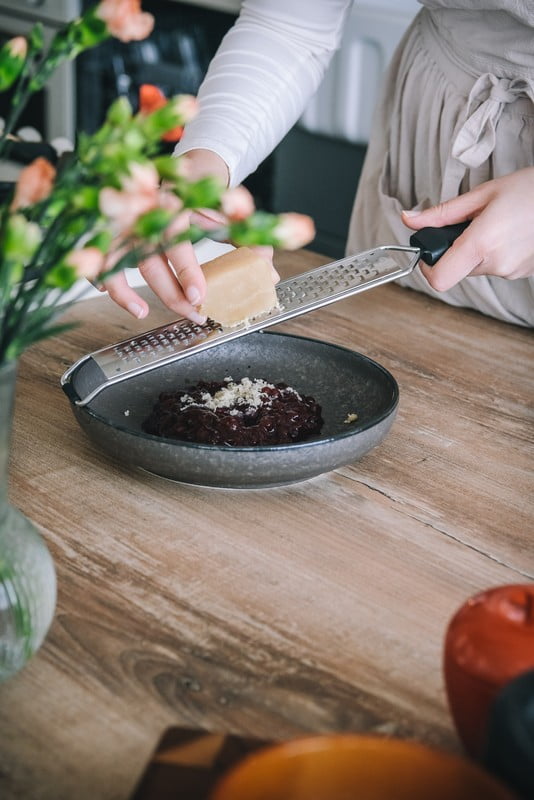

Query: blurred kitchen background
left=0, top=0, right=420, bottom=258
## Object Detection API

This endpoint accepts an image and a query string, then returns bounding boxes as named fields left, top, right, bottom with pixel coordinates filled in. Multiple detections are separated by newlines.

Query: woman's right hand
left=101, top=149, right=231, bottom=322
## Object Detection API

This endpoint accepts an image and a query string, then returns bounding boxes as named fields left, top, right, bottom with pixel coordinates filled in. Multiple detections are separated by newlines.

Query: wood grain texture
left=0, top=248, right=532, bottom=800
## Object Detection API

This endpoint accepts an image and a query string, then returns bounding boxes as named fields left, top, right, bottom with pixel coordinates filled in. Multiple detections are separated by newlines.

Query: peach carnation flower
left=99, top=162, right=160, bottom=233
left=96, top=0, right=154, bottom=43
left=6, top=37, right=27, bottom=59
left=67, top=247, right=105, bottom=281
left=274, top=212, right=315, bottom=249
left=10, top=157, right=56, bottom=211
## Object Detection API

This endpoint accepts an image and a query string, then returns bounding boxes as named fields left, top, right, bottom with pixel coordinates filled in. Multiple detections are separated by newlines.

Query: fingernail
left=127, top=302, right=147, bottom=319
left=402, top=209, right=419, bottom=217
left=186, top=286, right=201, bottom=305
left=189, top=309, right=207, bottom=326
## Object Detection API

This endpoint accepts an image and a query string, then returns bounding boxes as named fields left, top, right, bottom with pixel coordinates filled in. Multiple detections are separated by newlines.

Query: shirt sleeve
left=174, top=0, right=354, bottom=186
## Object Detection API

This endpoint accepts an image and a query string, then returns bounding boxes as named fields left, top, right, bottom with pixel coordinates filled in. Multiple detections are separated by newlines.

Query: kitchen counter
left=0, top=247, right=532, bottom=799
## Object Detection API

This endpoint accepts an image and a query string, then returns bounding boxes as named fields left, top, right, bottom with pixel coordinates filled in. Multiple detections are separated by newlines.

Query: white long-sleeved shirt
left=174, top=0, right=353, bottom=186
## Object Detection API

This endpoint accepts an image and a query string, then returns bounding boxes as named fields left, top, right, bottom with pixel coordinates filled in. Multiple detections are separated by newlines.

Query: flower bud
left=10, top=157, right=56, bottom=211
left=122, top=127, right=147, bottom=152
left=96, top=0, right=154, bottom=43
left=180, top=175, right=224, bottom=210
left=66, top=247, right=105, bottom=281
left=140, top=103, right=181, bottom=141
left=273, top=212, right=315, bottom=250
left=7, top=37, right=27, bottom=59
left=0, top=36, right=28, bottom=91
left=106, top=96, right=132, bottom=126
left=221, top=186, right=255, bottom=221
left=153, top=155, right=183, bottom=182
left=44, top=263, right=78, bottom=290
left=133, top=207, right=173, bottom=239
left=71, top=186, right=100, bottom=211
left=2, top=214, right=42, bottom=262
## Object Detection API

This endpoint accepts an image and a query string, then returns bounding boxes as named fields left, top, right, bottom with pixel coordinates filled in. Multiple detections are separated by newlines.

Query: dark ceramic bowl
left=63, top=331, right=399, bottom=489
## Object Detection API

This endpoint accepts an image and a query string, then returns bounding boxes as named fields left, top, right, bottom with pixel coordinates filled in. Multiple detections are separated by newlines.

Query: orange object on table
left=209, top=734, right=515, bottom=800
left=443, top=583, right=534, bottom=759
left=139, top=84, right=184, bottom=141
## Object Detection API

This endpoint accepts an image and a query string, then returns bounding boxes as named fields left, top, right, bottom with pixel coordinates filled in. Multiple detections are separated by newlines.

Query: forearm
left=174, top=0, right=352, bottom=186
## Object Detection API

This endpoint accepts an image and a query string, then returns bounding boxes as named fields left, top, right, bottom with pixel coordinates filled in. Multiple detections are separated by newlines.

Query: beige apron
left=346, top=5, right=534, bottom=327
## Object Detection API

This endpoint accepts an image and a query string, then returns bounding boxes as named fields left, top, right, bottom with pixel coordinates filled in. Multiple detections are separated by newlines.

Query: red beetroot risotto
left=142, top=376, right=324, bottom=446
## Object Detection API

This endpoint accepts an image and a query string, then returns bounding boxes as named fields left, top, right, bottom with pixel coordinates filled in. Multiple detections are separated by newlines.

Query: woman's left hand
left=401, top=167, right=534, bottom=291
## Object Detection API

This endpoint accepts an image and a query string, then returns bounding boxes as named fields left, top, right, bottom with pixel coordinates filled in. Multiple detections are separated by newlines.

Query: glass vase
left=0, top=359, right=56, bottom=682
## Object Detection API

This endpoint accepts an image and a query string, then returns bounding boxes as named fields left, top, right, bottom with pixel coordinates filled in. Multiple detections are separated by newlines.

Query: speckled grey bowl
left=63, top=331, right=399, bottom=489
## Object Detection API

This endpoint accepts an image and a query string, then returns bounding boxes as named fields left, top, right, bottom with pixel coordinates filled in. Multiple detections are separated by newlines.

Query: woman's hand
left=401, top=167, right=534, bottom=291
left=102, top=212, right=213, bottom=324
left=101, top=149, right=231, bottom=323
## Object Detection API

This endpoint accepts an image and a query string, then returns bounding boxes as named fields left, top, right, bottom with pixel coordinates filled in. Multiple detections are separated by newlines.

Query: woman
left=104, top=0, right=534, bottom=327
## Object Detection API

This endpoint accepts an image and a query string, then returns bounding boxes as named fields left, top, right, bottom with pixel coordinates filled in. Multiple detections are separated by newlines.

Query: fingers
left=190, top=209, right=227, bottom=230
left=102, top=219, right=278, bottom=321
left=102, top=271, right=149, bottom=319
left=103, top=244, right=207, bottom=324
left=166, top=239, right=207, bottom=308
left=401, top=183, right=493, bottom=231
left=140, top=242, right=207, bottom=324
left=253, top=245, right=279, bottom=282
left=400, top=172, right=534, bottom=290
left=419, top=233, right=484, bottom=291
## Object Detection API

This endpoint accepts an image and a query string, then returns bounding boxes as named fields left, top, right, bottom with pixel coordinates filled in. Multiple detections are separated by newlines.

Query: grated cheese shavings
left=180, top=376, right=301, bottom=411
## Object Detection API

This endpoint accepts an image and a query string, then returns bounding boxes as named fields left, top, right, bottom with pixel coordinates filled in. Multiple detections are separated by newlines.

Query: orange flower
left=10, top=157, right=56, bottom=211
left=96, top=0, right=154, bottom=43
left=139, top=84, right=183, bottom=142
left=274, top=212, right=316, bottom=249
left=138, top=85, right=198, bottom=141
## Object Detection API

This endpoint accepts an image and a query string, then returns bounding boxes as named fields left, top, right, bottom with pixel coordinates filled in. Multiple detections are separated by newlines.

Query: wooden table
left=1, top=249, right=533, bottom=799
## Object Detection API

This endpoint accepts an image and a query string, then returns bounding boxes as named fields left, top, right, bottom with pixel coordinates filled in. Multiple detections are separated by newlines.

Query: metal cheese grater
left=61, top=244, right=421, bottom=406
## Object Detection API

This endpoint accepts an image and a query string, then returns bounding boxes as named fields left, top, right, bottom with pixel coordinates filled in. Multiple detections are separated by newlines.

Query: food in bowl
left=142, top=376, right=323, bottom=446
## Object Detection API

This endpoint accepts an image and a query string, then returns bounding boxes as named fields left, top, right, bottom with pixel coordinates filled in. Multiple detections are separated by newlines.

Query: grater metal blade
left=61, top=244, right=420, bottom=406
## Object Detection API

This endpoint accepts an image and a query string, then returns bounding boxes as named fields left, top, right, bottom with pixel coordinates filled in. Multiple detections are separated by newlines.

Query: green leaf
left=71, top=9, right=109, bottom=49
left=28, top=23, right=45, bottom=52
left=71, top=186, right=100, bottom=212
left=106, top=96, right=133, bottom=126
left=133, top=208, right=174, bottom=239
left=227, top=211, right=278, bottom=246
left=44, top=262, right=78, bottom=289
left=85, top=230, right=113, bottom=252
left=178, top=176, right=224, bottom=210
left=153, top=155, right=182, bottom=182
left=5, top=320, right=77, bottom=361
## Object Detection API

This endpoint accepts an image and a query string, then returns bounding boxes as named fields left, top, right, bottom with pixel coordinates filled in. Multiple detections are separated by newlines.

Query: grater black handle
left=409, top=221, right=470, bottom=266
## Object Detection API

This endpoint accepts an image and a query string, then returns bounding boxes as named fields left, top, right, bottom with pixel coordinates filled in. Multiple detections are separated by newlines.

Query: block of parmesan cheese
left=199, top=247, right=279, bottom=328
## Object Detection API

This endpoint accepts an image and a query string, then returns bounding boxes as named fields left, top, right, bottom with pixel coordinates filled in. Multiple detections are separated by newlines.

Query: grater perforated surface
left=62, top=245, right=419, bottom=406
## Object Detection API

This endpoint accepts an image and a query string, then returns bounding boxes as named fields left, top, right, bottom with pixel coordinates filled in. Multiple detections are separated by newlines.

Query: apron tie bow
left=452, top=73, right=533, bottom=168
left=441, top=73, right=534, bottom=200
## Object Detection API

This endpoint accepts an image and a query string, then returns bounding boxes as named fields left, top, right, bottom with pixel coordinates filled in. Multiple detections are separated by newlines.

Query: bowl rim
left=65, top=330, right=399, bottom=454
